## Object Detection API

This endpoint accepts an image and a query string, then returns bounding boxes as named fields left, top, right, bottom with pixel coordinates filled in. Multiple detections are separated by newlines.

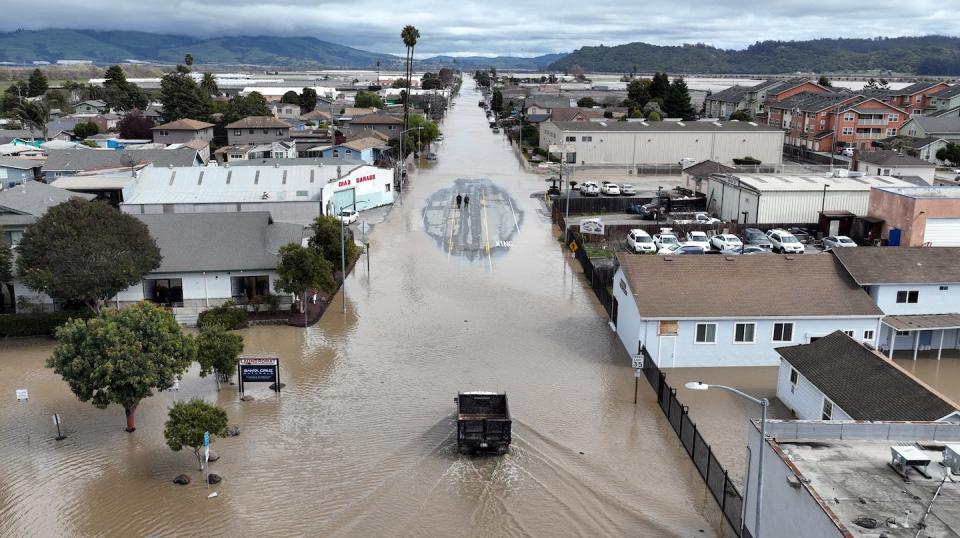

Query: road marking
left=506, top=194, right=520, bottom=234
left=481, top=187, right=493, bottom=270
left=447, top=199, right=458, bottom=261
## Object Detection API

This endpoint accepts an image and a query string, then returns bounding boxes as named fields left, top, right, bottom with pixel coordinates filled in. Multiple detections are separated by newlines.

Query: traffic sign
left=15, top=389, right=28, bottom=401
left=204, top=431, right=210, bottom=447
left=359, top=220, right=371, bottom=235
left=631, top=356, right=644, bottom=369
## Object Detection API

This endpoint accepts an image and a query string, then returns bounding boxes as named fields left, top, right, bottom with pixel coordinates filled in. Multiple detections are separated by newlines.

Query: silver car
left=822, top=235, right=857, bottom=249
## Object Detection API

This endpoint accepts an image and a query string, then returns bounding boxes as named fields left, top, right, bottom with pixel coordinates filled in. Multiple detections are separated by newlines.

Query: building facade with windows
left=225, top=116, right=292, bottom=145
left=612, top=254, right=882, bottom=368
left=768, top=93, right=910, bottom=152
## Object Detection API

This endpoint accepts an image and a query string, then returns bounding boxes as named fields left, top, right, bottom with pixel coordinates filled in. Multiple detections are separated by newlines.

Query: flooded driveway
left=0, top=79, right=717, bottom=537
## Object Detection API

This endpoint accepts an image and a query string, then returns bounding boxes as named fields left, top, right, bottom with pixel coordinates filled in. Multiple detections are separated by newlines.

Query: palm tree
left=14, top=99, right=50, bottom=141
left=401, top=25, right=420, bottom=139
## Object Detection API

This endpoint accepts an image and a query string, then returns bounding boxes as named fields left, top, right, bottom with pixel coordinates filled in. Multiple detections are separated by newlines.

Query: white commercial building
left=704, top=172, right=923, bottom=225
left=120, top=163, right=395, bottom=225
left=539, top=120, right=785, bottom=167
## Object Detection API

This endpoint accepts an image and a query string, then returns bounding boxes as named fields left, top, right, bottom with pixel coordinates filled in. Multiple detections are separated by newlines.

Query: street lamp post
left=685, top=382, right=768, bottom=538
left=339, top=199, right=374, bottom=314
left=821, top=184, right=830, bottom=215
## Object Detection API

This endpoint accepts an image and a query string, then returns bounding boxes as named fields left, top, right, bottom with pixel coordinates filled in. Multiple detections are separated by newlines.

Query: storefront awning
left=882, top=314, right=960, bottom=331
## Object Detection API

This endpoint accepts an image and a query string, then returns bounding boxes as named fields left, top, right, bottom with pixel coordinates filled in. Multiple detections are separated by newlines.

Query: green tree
left=662, top=77, right=696, bottom=120
left=650, top=72, right=670, bottom=100
left=354, top=91, right=384, bottom=109
left=73, top=121, right=99, bottom=139
left=309, top=215, right=358, bottom=272
left=103, top=65, right=148, bottom=111
left=421, top=72, right=443, bottom=90
left=200, top=73, right=219, bottom=96
left=491, top=89, right=504, bottom=113
left=281, top=90, right=300, bottom=105
left=184, top=53, right=194, bottom=67
left=44, top=89, right=72, bottom=114
left=817, top=75, right=832, bottom=87
left=401, top=25, right=421, bottom=135
left=275, top=243, right=335, bottom=312
left=27, top=68, right=48, bottom=97
left=160, top=68, right=212, bottom=122
left=196, top=325, right=244, bottom=386
left=577, top=97, right=597, bottom=108
left=936, top=143, right=960, bottom=165
left=118, top=109, right=154, bottom=139
left=49, top=302, right=196, bottom=432
left=627, top=78, right=652, bottom=108
left=16, top=199, right=161, bottom=314
left=646, top=110, right=662, bottom=121
left=0, top=236, right=12, bottom=285
left=13, top=99, right=49, bottom=140
left=222, top=92, right=271, bottom=124
left=300, top=87, right=317, bottom=112
left=391, top=78, right=406, bottom=89
left=728, top=109, right=753, bottom=122
left=164, top=399, right=228, bottom=470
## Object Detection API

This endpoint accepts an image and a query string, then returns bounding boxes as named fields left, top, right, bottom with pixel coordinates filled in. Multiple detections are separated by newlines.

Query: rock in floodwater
left=207, top=473, right=222, bottom=485
left=207, top=450, right=220, bottom=462
left=226, top=426, right=241, bottom=437
left=240, top=395, right=255, bottom=402
left=173, top=474, right=191, bottom=485
left=268, top=382, right=286, bottom=390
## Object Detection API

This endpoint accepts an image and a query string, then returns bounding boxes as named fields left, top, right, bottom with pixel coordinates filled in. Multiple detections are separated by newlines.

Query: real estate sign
left=238, top=357, right=281, bottom=393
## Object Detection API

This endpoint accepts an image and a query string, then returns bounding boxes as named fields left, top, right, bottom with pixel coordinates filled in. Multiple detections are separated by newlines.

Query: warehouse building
left=704, top=172, right=923, bottom=225
left=538, top=120, right=784, bottom=167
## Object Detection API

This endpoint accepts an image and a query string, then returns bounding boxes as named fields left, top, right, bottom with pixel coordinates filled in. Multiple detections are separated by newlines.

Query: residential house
left=704, top=78, right=830, bottom=119
left=769, top=92, right=909, bottom=151
left=854, top=150, right=936, bottom=183
left=248, top=141, right=297, bottom=160
left=112, top=212, right=305, bottom=321
left=270, top=101, right=301, bottom=120
left=0, top=130, right=39, bottom=144
left=151, top=119, right=215, bottom=145
left=74, top=100, right=108, bottom=115
left=349, top=113, right=403, bottom=139
left=928, top=85, right=960, bottom=114
left=342, top=107, right=378, bottom=120
left=886, top=81, right=950, bottom=115
left=524, top=96, right=574, bottom=116
left=902, top=116, right=960, bottom=142
left=548, top=107, right=604, bottom=123
left=0, top=157, right=43, bottom=182
left=50, top=173, right=135, bottom=207
left=43, top=148, right=202, bottom=181
left=143, top=104, right=164, bottom=122
left=213, top=144, right=256, bottom=163
left=877, top=135, right=949, bottom=165
left=867, top=186, right=960, bottom=246
left=612, top=254, right=883, bottom=367
left=225, top=116, right=292, bottom=145
left=300, top=109, right=331, bottom=126
left=833, top=246, right=960, bottom=358
left=680, top=159, right=735, bottom=193
left=776, top=331, right=960, bottom=422
left=311, top=137, right=389, bottom=165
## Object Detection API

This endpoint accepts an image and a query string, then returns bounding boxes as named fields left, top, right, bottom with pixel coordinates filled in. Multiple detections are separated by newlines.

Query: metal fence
left=569, top=231, right=615, bottom=318
left=641, top=349, right=749, bottom=537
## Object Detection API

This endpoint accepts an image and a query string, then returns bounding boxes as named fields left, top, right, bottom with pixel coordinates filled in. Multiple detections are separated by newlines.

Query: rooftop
left=152, top=118, right=214, bottom=131
left=874, top=185, right=960, bottom=199
left=832, top=247, right=960, bottom=285
left=350, top=113, right=403, bottom=125
left=777, top=331, right=959, bottom=421
left=615, top=253, right=882, bottom=319
left=44, top=148, right=200, bottom=172
left=931, top=85, right=960, bottom=100
left=0, top=180, right=95, bottom=216
left=858, top=150, right=935, bottom=167
left=712, top=172, right=920, bottom=192
left=550, top=120, right=781, bottom=133
left=682, top=159, right=736, bottom=178
left=894, top=80, right=946, bottom=96
left=907, top=116, right=960, bottom=134
left=0, top=156, right=43, bottom=170
left=224, top=116, right=292, bottom=129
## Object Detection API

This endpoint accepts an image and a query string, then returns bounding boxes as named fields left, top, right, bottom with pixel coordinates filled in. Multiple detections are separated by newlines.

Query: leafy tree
left=354, top=91, right=384, bottom=109
left=408, top=113, right=439, bottom=148
left=200, top=73, right=219, bottom=96
left=300, top=87, right=317, bottom=112
left=49, top=302, right=196, bottom=432
left=936, top=143, right=960, bottom=166
left=13, top=99, right=50, bottom=140
left=43, top=89, right=73, bottom=114
left=650, top=72, right=670, bottom=100
left=491, top=89, right=504, bottom=113
left=627, top=78, right=652, bottom=108
left=391, top=78, right=406, bottom=89
left=222, top=92, right=270, bottom=124
left=196, top=325, right=244, bottom=385
left=520, top=124, right=539, bottom=146
left=102, top=65, right=148, bottom=111
left=73, top=121, right=99, bottom=139
left=571, top=65, right=586, bottom=82
left=474, top=70, right=491, bottom=88
left=309, top=215, right=358, bottom=271
left=118, top=109, right=154, bottom=139
left=275, top=243, right=335, bottom=312
left=421, top=72, right=443, bottom=90
left=27, top=68, right=48, bottom=97
left=728, top=109, right=753, bottom=121
left=438, top=68, right=454, bottom=85
left=577, top=97, right=597, bottom=108
left=281, top=90, right=300, bottom=105
left=160, top=68, right=212, bottom=122
left=184, top=53, right=194, bottom=67
left=164, top=399, right=228, bottom=470
left=646, top=110, right=662, bottom=121
left=662, top=77, right=696, bottom=120
left=817, top=75, right=832, bottom=87
left=16, top=199, right=161, bottom=314
left=80, top=139, right=99, bottom=148
left=0, top=236, right=12, bottom=284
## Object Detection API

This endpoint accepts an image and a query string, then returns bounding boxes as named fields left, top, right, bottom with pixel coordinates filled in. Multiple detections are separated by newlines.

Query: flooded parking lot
left=0, top=79, right=724, bottom=537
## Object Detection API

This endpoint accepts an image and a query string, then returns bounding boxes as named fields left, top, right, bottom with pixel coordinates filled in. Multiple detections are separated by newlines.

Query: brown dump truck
left=455, top=392, right=511, bottom=455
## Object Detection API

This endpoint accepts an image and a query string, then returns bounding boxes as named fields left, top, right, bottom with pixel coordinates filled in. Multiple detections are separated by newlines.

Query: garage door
left=923, top=218, right=960, bottom=246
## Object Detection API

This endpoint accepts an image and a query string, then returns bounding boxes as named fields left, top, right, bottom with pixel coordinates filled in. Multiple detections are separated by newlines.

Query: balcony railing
left=858, top=119, right=887, bottom=125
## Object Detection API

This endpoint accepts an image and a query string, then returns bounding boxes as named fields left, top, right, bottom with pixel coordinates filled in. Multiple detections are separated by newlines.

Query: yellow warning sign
left=569, top=241, right=578, bottom=252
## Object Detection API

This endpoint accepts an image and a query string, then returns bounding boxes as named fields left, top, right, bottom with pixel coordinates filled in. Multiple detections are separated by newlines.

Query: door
left=888, top=228, right=901, bottom=247
left=658, top=336, right=677, bottom=368
left=333, top=187, right=356, bottom=215
left=923, top=218, right=960, bottom=246
left=828, top=219, right=840, bottom=236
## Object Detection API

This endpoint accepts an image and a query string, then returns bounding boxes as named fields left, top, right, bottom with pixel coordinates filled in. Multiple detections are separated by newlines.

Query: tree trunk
left=194, top=447, right=204, bottom=471
left=124, top=403, right=138, bottom=432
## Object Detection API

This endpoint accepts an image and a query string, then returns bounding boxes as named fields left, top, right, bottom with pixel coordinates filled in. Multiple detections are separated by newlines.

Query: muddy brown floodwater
left=0, top=79, right=721, bottom=537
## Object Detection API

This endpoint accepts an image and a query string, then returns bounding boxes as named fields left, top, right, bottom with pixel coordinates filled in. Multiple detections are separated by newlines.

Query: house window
left=896, top=290, right=919, bottom=303
left=789, top=368, right=799, bottom=393
left=231, top=275, right=270, bottom=302
left=233, top=130, right=241, bottom=136
left=695, top=323, right=717, bottom=344
left=888, top=114, right=898, bottom=122
left=896, top=330, right=910, bottom=336
left=658, top=320, right=678, bottom=335
left=581, top=136, right=592, bottom=142
left=144, top=278, right=184, bottom=308
left=248, top=129, right=255, bottom=134
left=276, top=130, right=283, bottom=136
left=565, top=136, right=576, bottom=142
left=772, top=322, right=794, bottom=342
left=843, top=330, right=855, bottom=337
left=385, top=183, right=391, bottom=192
left=821, top=399, right=834, bottom=420
left=940, top=286, right=949, bottom=291
left=734, top=323, right=756, bottom=343
left=916, top=95, right=922, bottom=103
left=913, top=109, right=921, bottom=116
left=864, top=329, right=875, bottom=340
left=842, top=127, right=853, bottom=135
left=345, top=150, right=352, bottom=155
left=886, top=128, right=897, bottom=136
left=844, top=113, right=854, bottom=121
left=263, top=129, right=269, bottom=134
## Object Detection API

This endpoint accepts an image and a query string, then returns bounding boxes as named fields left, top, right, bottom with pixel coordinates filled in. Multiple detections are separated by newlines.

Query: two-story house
left=612, top=254, right=883, bottom=368
left=901, top=116, right=960, bottom=143
left=348, top=113, right=403, bottom=139
left=271, top=101, right=301, bottom=120
left=927, top=85, right=960, bottom=117
left=832, top=247, right=960, bottom=359
left=74, top=99, right=108, bottom=115
left=225, top=116, right=292, bottom=145
left=151, top=119, right=215, bottom=145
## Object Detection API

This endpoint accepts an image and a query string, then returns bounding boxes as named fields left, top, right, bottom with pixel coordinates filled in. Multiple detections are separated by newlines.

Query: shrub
left=0, top=311, right=93, bottom=337
left=196, top=302, right=248, bottom=330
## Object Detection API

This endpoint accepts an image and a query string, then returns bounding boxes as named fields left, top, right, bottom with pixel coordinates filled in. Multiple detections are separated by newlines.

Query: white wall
left=776, top=359, right=854, bottom=421
left=860, top=163, right=934, bottom=184
left=706, top=178, right=871, bottom=224
left=113, top=270, right=282, bottom=309
left=613, top=270, right=643, bottom=356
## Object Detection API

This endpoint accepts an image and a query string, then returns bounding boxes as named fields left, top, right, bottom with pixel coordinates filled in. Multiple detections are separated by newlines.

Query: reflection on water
left=0, top=78, right=717, bottom=537
left=895, top=358, right=960, bottom=403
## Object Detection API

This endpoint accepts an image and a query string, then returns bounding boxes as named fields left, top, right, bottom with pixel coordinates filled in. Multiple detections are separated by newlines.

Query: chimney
left=851, top=148, right=860, bottom=172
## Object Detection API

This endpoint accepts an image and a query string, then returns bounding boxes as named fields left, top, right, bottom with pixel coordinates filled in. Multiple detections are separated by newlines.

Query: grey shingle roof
left=616, top=253, right=882, bottom=318
left=682, top=159, right=735, bottom=178
left=0, top=180, right=94, bottom=216
left=909, top=116, right=960, bottom=134
left=894, top=81, right=945, bottom=96
left=44, top=148, right=200, bottom=172
left=878, top=136, right=946, bottom=150
left=832, top=247, right=960, bottom=285
left=931, top=85, right=960, bottom=99
left=0, top=156, right=42, bottom=170
left=133, top=212, right=304, bottom=273
left=769, top=92, right=856, bottom=113
left=707, top=85, right=749, bottom=103
left=857, top=149, right=935, bottom=167
left=777, top=331, right=959, bottom=421
left=224, top=116, right=292, bottom=129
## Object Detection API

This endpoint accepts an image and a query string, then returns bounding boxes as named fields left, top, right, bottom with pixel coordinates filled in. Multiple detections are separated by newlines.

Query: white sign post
left=16, top=389, right=28, bottom=401
left=52, top=413, right=65, bottom=441
left=631, top=355, right=644, bottom=405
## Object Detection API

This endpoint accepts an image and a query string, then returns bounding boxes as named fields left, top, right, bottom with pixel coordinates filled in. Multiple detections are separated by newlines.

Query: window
left=842, top=127, right=853, bottom=135
left=844, top=113, right=854, bottom=121
left=789, top=368, right=799, bottom=393
left=248, top=129, right=254, bottom=134
left=565, top=136, right=576, bottom=142
left=896, top=290, right=919, bottom=303
left=262, top=129, right=269, bottom=134
left=695, top=323, right=717, bottom=344
left=913, top=109, right=921, bottom=116
left=916, top=95, right=922, bottom=103
left=864, top=330, right=875, bottom=340
left=581, top=136, right=592, bottom=142
left=888, top=114, right=898, bottom=122
left=772, top=322, right=794, bottom=342
left=843, top=330, right=855, bottom=337
left=940, top=286, right=950, bottom=291
left=896, top=330, right=910, bottom=336
left=231, top=275, right=270, bottom=302
left=659, top=320, right=678, bottom=335
left=385, top=183, right=391, bottom=192
left=734, top=323, right=756, bottom=343
left=233, top=130, right=241, bottom=136
left=821, top=399, right=834, bottom=420
left=886, top=128, right=897, bottom=136
left=144, top=278, right=184, bottom=307
left=276, top=130, right=283, bottom=136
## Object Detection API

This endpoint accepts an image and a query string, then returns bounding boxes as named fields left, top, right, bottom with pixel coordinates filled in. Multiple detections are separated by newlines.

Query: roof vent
left=713, top=122, right=722, bottom=127
left=663, top=256, right=674, bottom=261
left=784, top=255, right=796, bottom=260
left=677, top=122, right=686, bottom=127
left=748, top=122, right=758, bottom=126
left=725, top=256, right=735, bottom=261
left=261, top=192, right=269, bottom=200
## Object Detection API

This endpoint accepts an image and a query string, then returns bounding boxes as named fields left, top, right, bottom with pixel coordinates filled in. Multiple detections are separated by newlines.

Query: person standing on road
left=456, top=193, right=462, bottom=209
left=463, top=195, right=470, bottom=209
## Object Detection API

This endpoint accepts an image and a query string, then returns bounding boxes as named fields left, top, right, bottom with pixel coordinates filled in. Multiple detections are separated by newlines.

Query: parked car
left=426, top=152, right=438, bottom=161
left=601, top=183, right=621, bottom=196
left=718, top=245, right=770, bottom=256
left=492, top=126, right=500, bottom=133
left=766, top=229, right=805, bottom=253
left=742, top=228, right=774, bottom=249
left=626, top=204, right=645, bottom=215
left=435, top=135, right=444, bottom=144
left=709, top=233, right=743, bottom=251
left=620, top=183, right=638, bottom=196
left=786, top=227, right=813, bottom=244
left=822, top=235, right=857, bottom=249
left=579, top=182, right=600, bottom=196
left=693, top=213, right=722, bottom=225
left=654, top=229, right=680, bottom=251
left=638, top=201, right=662, bottom=220
left=337, top=209, right=359, bottom=224
left=626, top=229, right=657, bottom=254
left=841, top=147, right=855, bottom=157
left=684, top=231, right=711, bottom=250
left=658, top=243, right=705, bottom=255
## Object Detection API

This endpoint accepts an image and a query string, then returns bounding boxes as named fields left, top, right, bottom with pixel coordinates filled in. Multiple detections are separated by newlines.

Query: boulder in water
left=226, top=425, right=241, bottom=437
left=207, top=473, right=223, bottom=485
left=173, top=474, right=191, bottom=485
left=207, top=450, right=220, bottom=462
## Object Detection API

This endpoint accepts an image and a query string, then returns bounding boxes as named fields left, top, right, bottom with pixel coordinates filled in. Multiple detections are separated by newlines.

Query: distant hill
left=0, top=29, right=404, bottom=68
left=419, top=53, right=566, bottom=71
left=550, top=36, right=960, bottom=75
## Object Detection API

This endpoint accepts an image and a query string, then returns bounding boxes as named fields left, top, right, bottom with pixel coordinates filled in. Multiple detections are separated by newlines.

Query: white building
left=612, top=254, right=883, bottom=368
left=776, top=331, right=960, bottom=422
left=539, top=120, right=785, bottom=167
left=855, top=150, right=937, bottom=184
left=120, top=163, right=395, bottom=225
left=704, top=172, right=923, bottom=225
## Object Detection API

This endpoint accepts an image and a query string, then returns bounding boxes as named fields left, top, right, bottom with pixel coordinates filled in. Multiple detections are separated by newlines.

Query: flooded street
left=0, top=79, right=719, bottom=537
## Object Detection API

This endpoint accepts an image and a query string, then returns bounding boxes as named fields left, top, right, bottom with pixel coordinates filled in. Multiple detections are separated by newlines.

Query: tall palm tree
left=401, top=25, right=420, bottom=142
left=14, top=99, right=50, bottom=141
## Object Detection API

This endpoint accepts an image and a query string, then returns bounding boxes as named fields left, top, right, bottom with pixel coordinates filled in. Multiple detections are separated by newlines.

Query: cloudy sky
left=3, top=0, right=956, bottom=57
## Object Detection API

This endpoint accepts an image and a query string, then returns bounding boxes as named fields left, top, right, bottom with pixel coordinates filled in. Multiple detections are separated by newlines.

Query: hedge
left=0, top=311, right=93, bottom=337
left=197, top=303, right=249, bottom=330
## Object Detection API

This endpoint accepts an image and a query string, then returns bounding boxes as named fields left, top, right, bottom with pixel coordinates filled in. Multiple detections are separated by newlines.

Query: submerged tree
left=164, top=399, right=228, bottom=470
